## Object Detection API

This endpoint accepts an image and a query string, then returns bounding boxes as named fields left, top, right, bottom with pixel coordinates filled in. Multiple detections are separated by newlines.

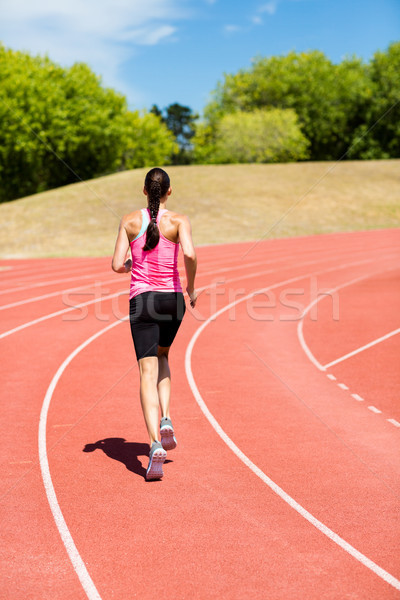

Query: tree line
left=0, top=45, right=177, bottom=202
left=194, top=42, right=400, bottom=164
left=0, top=42, right=399, bottom=202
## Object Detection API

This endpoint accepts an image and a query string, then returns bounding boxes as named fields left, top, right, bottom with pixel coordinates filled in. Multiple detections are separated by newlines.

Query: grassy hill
left=0, top=160, right=399, bottom=258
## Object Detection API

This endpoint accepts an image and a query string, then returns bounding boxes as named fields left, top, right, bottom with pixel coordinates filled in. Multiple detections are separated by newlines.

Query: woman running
left=112, top=167, right=197, bottom=481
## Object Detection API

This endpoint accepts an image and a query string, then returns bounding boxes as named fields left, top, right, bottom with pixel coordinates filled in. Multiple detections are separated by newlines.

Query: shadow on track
left=82, top=437, right=172, bottom=480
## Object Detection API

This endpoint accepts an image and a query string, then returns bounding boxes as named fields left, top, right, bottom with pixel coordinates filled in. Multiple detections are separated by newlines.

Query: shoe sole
left=146, top=447, right=167, bottom=481
left=160, top=426, right=177, bottom=451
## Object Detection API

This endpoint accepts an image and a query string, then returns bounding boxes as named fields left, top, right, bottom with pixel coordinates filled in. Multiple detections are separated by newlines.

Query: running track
left=1, top=229, right=399, bottom=599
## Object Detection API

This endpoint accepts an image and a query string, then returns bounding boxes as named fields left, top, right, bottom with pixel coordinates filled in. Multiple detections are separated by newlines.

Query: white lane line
left=338, top=383, right=349, bottom=391
left=0, top=261, right=93, bottom=281
left=0, top=290, right=126, bottom=340
left=0, top=262, right=102, bottom=288
left=39, top=320, right=123, bottom=600
left=196, top=256, right=278, bottom=276
left=0, top=270, right=111, bottom=296
left=297, top=264, right=399, bottom=371
left=387, top=419, right=400, bottom=428
left=327, top=374, right=336, bottom=381
left=368, top=406, right=382, bottom=414
left=352, top=394, right=364, bottom=402
left=185, top=275, right=400, bottom=592
left=0, top=277, right=124, bottom=311
left=195, top=247, right=358, bottom=278
left=324, top=327, right=400, bottom=369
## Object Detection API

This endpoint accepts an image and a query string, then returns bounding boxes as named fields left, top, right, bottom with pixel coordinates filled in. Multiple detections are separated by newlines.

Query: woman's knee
left=138, top=356, right=158, bottom=379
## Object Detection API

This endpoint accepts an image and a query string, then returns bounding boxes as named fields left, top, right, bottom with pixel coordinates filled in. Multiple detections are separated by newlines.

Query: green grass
left=0, top=160, right=399, bottom=258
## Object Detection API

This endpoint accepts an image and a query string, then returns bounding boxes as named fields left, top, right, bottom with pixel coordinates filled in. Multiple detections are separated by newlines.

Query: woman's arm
left=178, top=215, right=197, bottom=307
left=111, top=217, right=132, bottom=273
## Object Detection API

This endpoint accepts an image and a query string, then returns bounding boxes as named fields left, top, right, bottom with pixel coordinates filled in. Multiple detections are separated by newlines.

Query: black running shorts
left=129, top=291, right=186, bottom=360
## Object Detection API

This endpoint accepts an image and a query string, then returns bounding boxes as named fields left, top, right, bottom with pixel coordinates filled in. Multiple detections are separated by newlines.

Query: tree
left=191, top=121, right=217, bottom=164
left=193, top=108, right=309, bottom=164
left=204, top=50, right=372, bottom=161
left=348, top=42, right=400, bottom=159
left=119, top=111, right=179, bottom=169
left=151, top=103, right=198, bottom=164
left=0, top=45, right=177, bottom=202
left=150, top=104, right=163, bottom=119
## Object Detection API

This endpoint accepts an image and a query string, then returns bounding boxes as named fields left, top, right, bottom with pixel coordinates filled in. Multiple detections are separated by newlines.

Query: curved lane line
left=38, top=321, right=124, bottom=600
left=0, top=271, right=113, bottom=297
left=185, top=264, right=400, bottom=592
left=0, top=261, right=93, bottom=281
left=0, top=277, right=125, bottom=311
left=297, top=266, right=400, bottom=371
left=0, top=262, right=103, bottom=288
left=0, top=290, right=126, bottom=340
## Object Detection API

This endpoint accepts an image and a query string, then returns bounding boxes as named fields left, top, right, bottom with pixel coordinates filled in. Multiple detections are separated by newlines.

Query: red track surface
left=1, top=229, right=399, bottom=599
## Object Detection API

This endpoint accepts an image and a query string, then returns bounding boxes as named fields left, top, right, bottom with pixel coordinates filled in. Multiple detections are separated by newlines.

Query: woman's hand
left=124, top=259, right=132, bottom=273
left=186, top=287, right=197, bottom=308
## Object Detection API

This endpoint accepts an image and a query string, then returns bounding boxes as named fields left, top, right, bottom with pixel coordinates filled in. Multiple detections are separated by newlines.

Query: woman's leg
left=155, top=292, right=185, bottom=420
left=157, top=346, right=171, bottom=418
left=138, top=356, right=159, bottom=446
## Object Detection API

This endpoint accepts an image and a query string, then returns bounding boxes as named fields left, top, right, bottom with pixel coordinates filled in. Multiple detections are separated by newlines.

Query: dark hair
left=142, top=167, right=170, bottom=251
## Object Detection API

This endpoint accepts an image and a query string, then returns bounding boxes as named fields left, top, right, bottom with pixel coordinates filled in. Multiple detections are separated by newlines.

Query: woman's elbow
left=111, top=259, right=122, bottom=273
left=184, top=250, right=197, bottom=262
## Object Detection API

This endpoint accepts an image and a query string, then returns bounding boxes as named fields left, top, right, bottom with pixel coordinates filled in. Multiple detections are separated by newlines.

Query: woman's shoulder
left=163, top=210, right=190, bottom=225
left=159, top=210, right=190, bottom=243
left=123, top=208, right=144, bottom=222
left=122, top=209, right=145, bottom=240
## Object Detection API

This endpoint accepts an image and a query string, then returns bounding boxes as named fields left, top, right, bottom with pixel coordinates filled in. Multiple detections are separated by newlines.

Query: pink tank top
left=129, top=208, right=183, bottom=300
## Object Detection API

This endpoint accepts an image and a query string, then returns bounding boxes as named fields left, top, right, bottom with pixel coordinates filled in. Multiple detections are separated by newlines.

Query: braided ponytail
left=142, top=168, right=170, bottom=251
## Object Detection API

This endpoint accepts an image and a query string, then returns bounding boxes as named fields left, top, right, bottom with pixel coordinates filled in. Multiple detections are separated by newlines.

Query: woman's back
left=128, top=208, right=183, bottom=299
left=124, top=207, right=182, bottom=244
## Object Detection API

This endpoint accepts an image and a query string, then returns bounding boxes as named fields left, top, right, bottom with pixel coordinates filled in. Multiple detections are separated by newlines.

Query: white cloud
left=259, top=1, right=278, bottom=15
left=224, top=24, right=241, bottom=33
left=118, top=25, right=177, bottom=46
left=1, top=0, right=186, bottom=37
left=0, top=0, right=187, bottom=106
left=249, top=0, right=278, bottom=25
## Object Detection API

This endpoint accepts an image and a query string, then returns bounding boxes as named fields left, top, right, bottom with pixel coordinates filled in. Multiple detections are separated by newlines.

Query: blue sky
left=0, top=0, right=399, bottom=115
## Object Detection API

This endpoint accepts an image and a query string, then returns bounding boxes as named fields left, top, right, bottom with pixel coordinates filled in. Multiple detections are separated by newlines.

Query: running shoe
left=160, top=417, right=177, bottom=451
left=146, top=441, right=167, bottom=481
